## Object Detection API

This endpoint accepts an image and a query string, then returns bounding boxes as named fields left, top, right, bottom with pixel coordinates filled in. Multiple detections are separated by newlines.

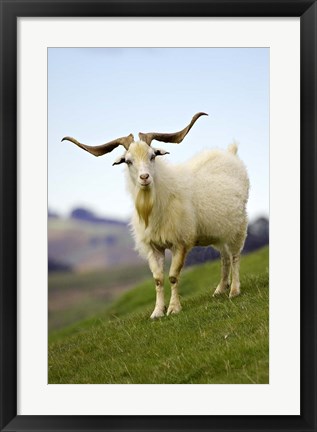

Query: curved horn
left=138, top=112, right=208, bottom=146
left=61, top=133, right=134, bottom=157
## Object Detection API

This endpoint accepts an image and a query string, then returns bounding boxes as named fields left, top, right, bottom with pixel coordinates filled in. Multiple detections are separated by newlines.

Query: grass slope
left=48, top=246, right=269, bottom=384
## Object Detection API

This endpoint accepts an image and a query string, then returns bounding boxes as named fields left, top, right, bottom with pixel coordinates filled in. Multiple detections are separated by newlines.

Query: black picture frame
left=1, top=1, right=316, bottom=431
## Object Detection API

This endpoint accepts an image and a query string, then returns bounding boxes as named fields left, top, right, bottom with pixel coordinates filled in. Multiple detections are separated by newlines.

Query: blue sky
left=48, top=48, right=269, bottom=222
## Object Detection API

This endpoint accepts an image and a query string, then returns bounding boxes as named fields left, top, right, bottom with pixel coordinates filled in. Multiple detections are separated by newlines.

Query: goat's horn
left=61, top=133, right=134, bottom=157
left=138, top=112, right=208, bottom=146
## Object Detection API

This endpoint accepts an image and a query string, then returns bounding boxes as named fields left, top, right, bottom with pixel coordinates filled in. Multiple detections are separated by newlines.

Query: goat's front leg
left=167, top=246, right=187, bottom=316
left=148, top=248, right=165, bottom=319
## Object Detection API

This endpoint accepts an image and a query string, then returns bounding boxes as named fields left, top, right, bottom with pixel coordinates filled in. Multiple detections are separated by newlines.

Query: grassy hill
left=48, top=246, right=269, bottom=384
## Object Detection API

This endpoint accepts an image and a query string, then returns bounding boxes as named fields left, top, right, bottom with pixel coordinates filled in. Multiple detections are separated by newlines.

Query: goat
left=62, top=113, right=249, bottom=318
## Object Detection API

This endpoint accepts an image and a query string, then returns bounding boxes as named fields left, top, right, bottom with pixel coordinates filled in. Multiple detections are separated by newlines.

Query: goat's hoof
left=150, top=308, right=165, bottom=319
left=167, top=304, right=182, bottom=316
left=213, top=289, right=226, bottom=297
left=229, top=287, right=240, bottom=299
left=213, top=283, right=229, bottom=297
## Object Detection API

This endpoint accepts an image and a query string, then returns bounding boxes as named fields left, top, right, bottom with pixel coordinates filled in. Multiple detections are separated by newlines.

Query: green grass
left=48, top=246, right=269, bottom=384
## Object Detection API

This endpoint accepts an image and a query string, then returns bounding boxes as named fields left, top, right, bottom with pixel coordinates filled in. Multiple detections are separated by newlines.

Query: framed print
left=1, top=0, right=316, bottom=431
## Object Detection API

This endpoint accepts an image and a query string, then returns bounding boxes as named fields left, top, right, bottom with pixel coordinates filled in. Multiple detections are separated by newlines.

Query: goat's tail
left=227, top=142, right=238, bottom=155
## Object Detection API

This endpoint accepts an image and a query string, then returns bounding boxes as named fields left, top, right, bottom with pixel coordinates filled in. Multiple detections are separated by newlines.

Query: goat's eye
left=150, top=154, right=156, bottom=161
left=126, top=160, right=132, bottom=166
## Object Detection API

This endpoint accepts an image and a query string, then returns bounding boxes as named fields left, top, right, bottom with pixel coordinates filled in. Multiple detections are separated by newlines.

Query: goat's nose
left=140, top=173, right=149, bottom=180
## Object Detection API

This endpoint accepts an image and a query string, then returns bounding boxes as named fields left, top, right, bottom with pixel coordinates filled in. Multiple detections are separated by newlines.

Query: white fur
left=122, top=140, right=249, bottom=318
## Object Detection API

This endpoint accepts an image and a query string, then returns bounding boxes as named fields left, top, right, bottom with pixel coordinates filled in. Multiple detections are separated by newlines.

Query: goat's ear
left=112, top=155, right=126, bottom=166
left=154, top=149, right=170, bottom=157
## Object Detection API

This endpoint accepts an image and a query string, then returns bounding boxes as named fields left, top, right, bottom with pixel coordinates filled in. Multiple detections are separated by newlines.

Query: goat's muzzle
left=139, top=173, right=151, bottom=188
left=140, top=173, right=149, bottom=180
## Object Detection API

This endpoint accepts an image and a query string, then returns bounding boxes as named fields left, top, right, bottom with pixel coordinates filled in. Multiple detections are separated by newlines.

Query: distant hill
left=71, top=208, right=127, bottom=227
left=48, top=208, right=60, bottom=219
left=48, top=207, right=269, bottom=273
left=245, top=217, right=269, bottom=251
left=48, top=207, right=142, bottom=273
left=48, top=259, right=72, bottom=272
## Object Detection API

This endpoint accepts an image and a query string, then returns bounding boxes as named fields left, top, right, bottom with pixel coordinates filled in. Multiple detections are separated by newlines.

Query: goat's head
left=113, top=141, right=169, bottom=189
left=62, top=112, right=208, bottom=190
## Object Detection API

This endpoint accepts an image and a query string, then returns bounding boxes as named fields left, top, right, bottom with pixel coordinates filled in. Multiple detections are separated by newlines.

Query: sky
left=48, top=48, right=269, bottom=222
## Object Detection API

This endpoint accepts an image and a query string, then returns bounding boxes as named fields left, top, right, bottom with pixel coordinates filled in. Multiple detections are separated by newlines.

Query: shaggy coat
left=125, top=141, right=249, bottom=318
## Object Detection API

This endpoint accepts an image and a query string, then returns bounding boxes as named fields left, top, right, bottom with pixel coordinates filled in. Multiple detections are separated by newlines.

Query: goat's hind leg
left=148, top=248, right=166, bottom=319
left=213, top=247, right=231, bottom=296
left=229, top=252, right=241, bottom=298
left=228, top=227, right=247, bottom=298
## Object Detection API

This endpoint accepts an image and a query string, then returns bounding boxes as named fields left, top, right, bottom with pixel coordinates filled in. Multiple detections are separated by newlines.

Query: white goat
left=62, top=113, right=249, bottom=319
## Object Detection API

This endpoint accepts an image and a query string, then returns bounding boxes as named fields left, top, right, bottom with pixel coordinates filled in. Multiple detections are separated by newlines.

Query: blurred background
left=48, top=48, right=269, bottom=333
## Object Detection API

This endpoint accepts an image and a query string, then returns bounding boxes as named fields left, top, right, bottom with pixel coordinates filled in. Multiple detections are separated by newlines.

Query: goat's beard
left=135, top=187, right=154, bottom=228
